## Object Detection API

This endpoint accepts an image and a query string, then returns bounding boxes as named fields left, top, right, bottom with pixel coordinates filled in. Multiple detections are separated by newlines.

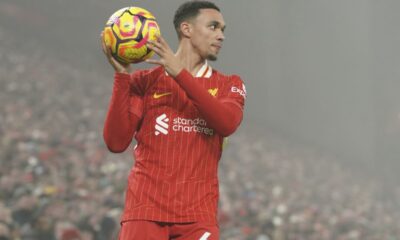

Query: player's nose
left=217, top=31, right=225, bottom=42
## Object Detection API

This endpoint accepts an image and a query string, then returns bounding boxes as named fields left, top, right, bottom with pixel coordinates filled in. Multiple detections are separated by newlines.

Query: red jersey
left=105, top=62, right=246, bottom=225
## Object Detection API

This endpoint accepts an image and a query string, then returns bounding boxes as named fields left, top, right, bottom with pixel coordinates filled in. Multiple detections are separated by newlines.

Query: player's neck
left=175, top=42, right=206, bottom=77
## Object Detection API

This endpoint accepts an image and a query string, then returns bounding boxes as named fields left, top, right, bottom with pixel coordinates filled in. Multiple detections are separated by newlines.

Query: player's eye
left=209, top=24, right=217, bottom=30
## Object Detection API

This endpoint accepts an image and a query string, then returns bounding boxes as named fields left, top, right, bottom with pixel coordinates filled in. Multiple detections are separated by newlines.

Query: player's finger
left=145, top=59, right=162, bottom=65
left=102, top=43, right=118, bottom=65
left=156, top=35, right=171, bottom=50
left=156, top=35, right=167, bottom=47
left=159, top=36, right=175, bottom=54
left=104, top=45, right=114, bottom=61
left=106, top=46, right=113, bottom=57
left=109, top=55, right=119, bottom=64
left=100, top=32, right=115, bottom=59
left=101, top=39, right=111, bottom=57
left=155, top=33, right=161, bottom=42
left=100, top=32, right=108, bottom=55
left=147, top=40, right=163, bottom=52
left=146, top=42, right=163, bottom=56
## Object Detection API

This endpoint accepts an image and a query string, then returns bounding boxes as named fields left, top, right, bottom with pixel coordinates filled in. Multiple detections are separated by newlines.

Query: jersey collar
left=164, top=61, right=213, bottom=78
left=195, top=61, right=213, bottom=78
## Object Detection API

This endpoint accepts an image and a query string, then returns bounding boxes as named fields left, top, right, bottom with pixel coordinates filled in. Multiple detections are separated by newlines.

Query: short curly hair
left=173, top=1, right=220, bottom=39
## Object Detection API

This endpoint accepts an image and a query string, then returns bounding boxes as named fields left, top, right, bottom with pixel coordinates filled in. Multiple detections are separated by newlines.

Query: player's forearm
left=201, top=102, right=242, bottom=137
left=174, top=69, right=242, bottom=137
left=103, top=107, right=137, bottom=153
left=103, top=73, right=137, bottom=153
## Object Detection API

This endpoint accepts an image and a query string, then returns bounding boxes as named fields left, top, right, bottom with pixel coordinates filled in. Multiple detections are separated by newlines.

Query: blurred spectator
left=0, top=222, right=11, bottom=240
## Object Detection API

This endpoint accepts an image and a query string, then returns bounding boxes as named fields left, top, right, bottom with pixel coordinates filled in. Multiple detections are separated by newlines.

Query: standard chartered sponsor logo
left=173, top=117, right=214, bottom=135
left=154, top=114, right=214, bottom=136
left=155, top=113, right=169, bottom=135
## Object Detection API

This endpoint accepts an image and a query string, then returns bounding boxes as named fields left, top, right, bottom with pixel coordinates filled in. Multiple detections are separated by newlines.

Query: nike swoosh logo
left=153, top=92, right=172, bottom=99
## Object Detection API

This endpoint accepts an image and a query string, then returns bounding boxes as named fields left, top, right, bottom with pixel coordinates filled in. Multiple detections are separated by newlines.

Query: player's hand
left=145, top=35, right=183, bottom=78
left=100, top=31, right=131, bottom=74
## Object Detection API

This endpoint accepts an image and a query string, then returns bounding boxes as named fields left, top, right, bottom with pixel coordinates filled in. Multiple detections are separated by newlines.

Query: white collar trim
left=164, top=61, right=212, bottom=78
left=195, top=61, right=212, bottom=78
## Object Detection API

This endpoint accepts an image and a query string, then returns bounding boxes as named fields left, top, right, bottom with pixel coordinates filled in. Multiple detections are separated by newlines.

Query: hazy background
left=2, top=0, right=399, bottom=177
left=1, top=0, right=400, bottom=239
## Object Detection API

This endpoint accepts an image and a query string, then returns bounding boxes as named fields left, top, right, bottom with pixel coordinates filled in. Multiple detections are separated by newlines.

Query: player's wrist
left=174, top=68, right=191, bottom=81
left=166, top=62, right=184, bottom=78
left=116, top=69, right=129, bottom=74
left=169, top=68, right=182, bottom=78
left=116, top=65, right=131, bottom=74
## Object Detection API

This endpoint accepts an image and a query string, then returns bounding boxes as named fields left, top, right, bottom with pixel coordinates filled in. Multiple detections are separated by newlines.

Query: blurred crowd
left=0, top=28, right=125, bottom=240
left=1, top=27, right=400, bottom=240
left=219, top=135, right=400, bottom=240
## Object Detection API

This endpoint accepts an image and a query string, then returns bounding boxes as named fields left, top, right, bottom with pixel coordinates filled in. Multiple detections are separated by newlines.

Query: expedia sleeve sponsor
left=231, top=85, right=246, bottom=99
left=229, top=75, right=246, bottom=99
left=219, top=75, right=246, bottom=111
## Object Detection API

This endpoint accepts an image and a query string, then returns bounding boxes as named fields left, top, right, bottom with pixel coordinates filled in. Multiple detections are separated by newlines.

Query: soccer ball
left=103, top=6, right=161, bottom=64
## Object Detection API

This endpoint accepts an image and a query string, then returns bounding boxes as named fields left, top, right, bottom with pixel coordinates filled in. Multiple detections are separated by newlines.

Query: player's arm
left=146, top=36, right=245, bottom=136
left=174, top=70, right=245, bottom=137
left=103, top=80, right=143, bottom=153
left=101, top=32, right=143, bottom=153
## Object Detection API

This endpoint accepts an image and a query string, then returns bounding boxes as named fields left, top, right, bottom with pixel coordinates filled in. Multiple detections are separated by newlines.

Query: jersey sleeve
left=112, top=69, right=151, bottom=96
left=219, top=75, right=246, bottom=112
left=103, top=73, right=144, bottom=153
left=174, top=69, right=246, bottom=137
left=127, top=68, right=158, bottom=96
left=128, top=70, right=146, bottom=96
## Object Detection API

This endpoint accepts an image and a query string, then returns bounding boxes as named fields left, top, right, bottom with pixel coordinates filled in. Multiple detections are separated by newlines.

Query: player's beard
left=207, top=54, right=217, bottom=61
left=207, top=47, right=220, bottom=61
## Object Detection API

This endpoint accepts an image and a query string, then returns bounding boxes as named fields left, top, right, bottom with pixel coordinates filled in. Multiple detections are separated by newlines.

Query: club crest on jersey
left=208, top=88, right=218, bottom=97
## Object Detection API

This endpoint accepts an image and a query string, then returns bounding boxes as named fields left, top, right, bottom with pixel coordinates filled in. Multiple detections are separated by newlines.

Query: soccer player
left=101, top=1, right=246, bottom=239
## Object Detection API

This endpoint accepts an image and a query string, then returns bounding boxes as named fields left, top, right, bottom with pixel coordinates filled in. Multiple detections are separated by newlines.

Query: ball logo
left=155, top=113, right=169, bottom=135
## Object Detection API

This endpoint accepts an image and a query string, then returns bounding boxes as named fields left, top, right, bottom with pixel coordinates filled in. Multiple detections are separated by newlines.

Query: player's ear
left=180, top=21, right=192, bottom=38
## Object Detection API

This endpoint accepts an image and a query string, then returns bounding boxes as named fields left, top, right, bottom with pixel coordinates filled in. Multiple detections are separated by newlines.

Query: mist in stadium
left=1, top=0, right=400, bottom=239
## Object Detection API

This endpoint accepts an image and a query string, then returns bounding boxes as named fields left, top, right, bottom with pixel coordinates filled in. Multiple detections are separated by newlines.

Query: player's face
left=190, top=9, right=226, bottom=61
